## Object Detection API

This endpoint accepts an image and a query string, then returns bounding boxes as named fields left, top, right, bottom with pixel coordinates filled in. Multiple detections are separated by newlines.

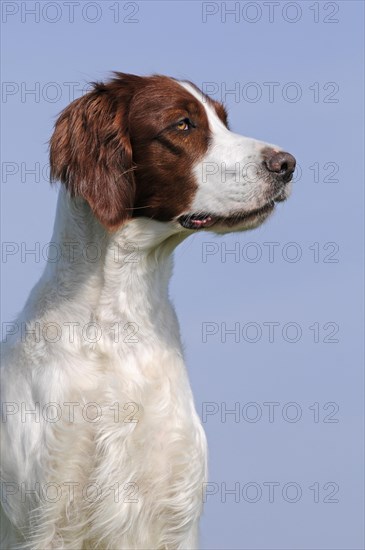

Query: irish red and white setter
left=1, top=73, right=295, bottom=549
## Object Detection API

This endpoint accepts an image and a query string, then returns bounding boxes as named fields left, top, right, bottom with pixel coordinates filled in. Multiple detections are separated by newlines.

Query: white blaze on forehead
left=177, top=80, right=277, bottom=217
left=179, top=81, right=228, bottom=133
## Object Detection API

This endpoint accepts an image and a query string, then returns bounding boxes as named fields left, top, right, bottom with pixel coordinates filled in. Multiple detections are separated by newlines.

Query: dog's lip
left=178, top=200, right=277, bottom=230
left=178, top=213, right=216, bottom=230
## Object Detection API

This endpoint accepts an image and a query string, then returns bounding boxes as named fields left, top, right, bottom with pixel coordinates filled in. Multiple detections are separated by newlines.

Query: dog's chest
left=74, top=342, right=207, bottom=544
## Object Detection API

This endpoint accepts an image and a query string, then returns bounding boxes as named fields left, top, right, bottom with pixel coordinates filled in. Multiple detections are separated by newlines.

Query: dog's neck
left=25, top=189, right=187, bottom=349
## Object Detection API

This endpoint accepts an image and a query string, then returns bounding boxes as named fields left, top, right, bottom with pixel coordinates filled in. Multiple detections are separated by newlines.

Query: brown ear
left=50, top=83, right=135, bottom=229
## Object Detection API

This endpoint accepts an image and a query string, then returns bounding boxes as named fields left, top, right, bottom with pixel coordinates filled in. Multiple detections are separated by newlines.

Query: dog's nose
left=264, top=151, right=296, bottom=182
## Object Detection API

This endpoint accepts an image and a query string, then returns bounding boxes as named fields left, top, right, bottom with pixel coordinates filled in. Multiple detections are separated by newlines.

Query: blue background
left=1, top=1, right=364, bottom=548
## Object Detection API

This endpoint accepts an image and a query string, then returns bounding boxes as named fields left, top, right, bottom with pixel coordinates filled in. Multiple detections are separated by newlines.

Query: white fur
left=1, top=190, right=206, bottom=549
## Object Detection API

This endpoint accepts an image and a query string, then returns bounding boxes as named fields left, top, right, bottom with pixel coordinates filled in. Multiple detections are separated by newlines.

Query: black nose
left=264, top=151, right=296, bottom=182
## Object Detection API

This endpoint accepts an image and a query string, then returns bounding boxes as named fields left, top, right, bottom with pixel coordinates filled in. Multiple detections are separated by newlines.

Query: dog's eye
left=176, top=118, right=192, bottom=131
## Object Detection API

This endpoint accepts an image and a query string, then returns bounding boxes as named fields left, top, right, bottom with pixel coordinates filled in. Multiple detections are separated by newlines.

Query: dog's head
left=50, top=73, right=295, bottom=232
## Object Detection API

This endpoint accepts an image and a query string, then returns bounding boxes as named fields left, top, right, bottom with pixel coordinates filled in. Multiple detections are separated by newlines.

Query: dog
left=1, top=73, right=296, bottom=549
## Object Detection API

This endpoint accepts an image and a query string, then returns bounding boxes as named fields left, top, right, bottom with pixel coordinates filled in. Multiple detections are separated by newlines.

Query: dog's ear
left=50, top=83, right=135, bottom=229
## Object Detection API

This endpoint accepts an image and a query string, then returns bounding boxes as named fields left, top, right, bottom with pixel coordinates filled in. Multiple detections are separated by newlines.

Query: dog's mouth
left=178, top=200, right=278, bottom=231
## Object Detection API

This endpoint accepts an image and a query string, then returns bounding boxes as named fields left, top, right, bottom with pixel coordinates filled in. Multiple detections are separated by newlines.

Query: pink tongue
left=191, top=216, right=214, bottom=228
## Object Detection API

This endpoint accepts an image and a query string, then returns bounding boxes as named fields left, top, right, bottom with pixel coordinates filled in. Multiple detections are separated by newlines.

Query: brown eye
left=176, top=118, right=191, bottom=131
